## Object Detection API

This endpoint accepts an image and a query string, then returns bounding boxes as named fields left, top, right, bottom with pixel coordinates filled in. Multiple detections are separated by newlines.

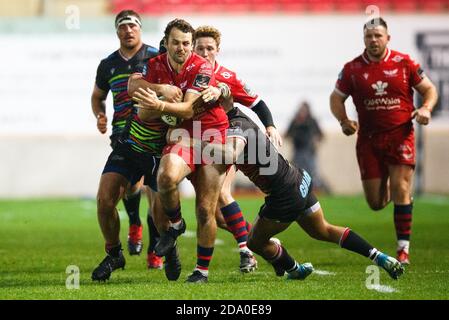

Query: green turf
left=1, top=195, right=449, bottom=300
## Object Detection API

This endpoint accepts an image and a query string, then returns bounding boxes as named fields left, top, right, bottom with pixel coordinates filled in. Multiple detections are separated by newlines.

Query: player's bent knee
left=97, top=195, right=116, bottom=214
left=367, top=201, right=386, bottom=211
left=157, top=171, right=178, bottom=192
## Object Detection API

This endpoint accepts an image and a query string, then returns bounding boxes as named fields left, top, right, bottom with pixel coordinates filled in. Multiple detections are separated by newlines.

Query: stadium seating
left=111, top=0, right=142, bottom=13
left=109, top=0, right=448, bottom=15
left=308, top=0, right=335, bottom=12
left=278, top=0, right=308, bottom=13
left=391, top=0, right=419, bottom=13
left=334, top=0, right=363, bottom=13
left=421, top=0, right=448, bottom=12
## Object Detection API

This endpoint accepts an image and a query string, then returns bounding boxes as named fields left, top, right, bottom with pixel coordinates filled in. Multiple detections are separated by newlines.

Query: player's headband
left=115, top=15, right=142, bottom=29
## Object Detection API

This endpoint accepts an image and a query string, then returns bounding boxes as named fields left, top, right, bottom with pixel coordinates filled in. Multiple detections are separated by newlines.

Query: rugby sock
left=123, top=189, right=141, bottom=226
left=246, top=221, right=252, bottom=233
left=221, top=201, right=250, bottom=252
left=105, top=242, right=122, bottom=258
left=339, top=228, right=376, bottom=258
left=146, top=212, right=160, bottom=253
left=266, top=243, right=296, bottom=272
left=397, top=240, right=410, bottom=254
left=165, top=203, right=182, bottom=226
left=195, top=246, right=214, bottom=276
left=394, top=203, right=412, bottom=253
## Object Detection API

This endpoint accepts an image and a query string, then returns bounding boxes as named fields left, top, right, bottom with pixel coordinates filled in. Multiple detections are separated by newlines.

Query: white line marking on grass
left=313, top=270, right=336, bottom=276
left=420, top=195, right=449, bottom=205
left=182, top=230, right=196, bottom=238
left=368, top=284, right=397, bottom=293
left=80, top=201, right=95, bottom=211
left=182, top=230, right=224, bottom=245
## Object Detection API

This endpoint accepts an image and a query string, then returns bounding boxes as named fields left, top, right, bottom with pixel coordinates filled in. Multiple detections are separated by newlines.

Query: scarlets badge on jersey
left=192, top=74, right=211, bottom=89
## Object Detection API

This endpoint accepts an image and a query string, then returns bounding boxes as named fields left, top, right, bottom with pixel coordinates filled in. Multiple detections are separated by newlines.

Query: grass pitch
left=1, top=195, right=449, bottom=300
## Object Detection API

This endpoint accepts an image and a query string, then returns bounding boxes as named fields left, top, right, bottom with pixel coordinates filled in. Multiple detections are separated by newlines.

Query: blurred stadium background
left=0, top=0, right=448, bottom=198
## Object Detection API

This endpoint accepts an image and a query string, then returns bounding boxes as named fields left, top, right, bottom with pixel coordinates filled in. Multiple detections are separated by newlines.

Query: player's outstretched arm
left=91, top=84, right=108, bottom=134
left=330, top=90, right=358, bottom=136
left=202, top=136, right=246, bottom=165
left=412, top=77, right=438, bottom=126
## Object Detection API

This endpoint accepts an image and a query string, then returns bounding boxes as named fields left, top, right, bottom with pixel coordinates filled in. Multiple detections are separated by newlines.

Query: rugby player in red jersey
left=129, top=19, right=229, bottom=283
left=330, top=18, right=438, bottom=265
left=193, top=25, right=283, bottom=273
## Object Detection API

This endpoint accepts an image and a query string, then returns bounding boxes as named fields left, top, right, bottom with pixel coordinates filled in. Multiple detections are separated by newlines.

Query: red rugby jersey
left=144, top=52, right=228, bottom=133
left=213, top=62, right=260, bottom=108
left=335, top=48, right=425, bottom=135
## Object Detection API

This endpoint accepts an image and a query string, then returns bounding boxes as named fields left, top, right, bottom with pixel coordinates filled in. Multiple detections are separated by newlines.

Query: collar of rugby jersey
left=362, top=47, right=391, bottom=65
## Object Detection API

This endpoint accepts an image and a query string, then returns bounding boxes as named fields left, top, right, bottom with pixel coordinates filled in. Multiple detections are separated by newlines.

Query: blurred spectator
left=286, top=101, right=330, bottom=194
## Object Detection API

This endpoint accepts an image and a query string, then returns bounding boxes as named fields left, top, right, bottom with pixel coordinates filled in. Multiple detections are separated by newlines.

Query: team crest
left=392, top=55, right=404, bottom=63
left=221, top=71, right=232, bottom=79
left=192, top=74, right=211, bottom=89
left=110, top=68, right=115, bottom=75
left=371, top=81, right=388, bottom=96
left=363, top=73, right=369, bottom=80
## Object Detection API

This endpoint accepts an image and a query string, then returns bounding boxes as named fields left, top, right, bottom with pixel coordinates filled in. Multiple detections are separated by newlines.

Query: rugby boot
left=164, top=244, right=182, bottom=281
left=91, top=250, right=126, bottom=281
left=186, top=270, right=208, bottom=284
left=127, top=224, right=143, bottom=255
left=239, top=251, right=258, bottom=273
left=374, top=252, right=405, bottom=280
left=154, top=218, right=186, bottom=257
left=396, top=249, right=410, bottom=265
left=147, top=251, right=163, bottom=270
left=287, top=262, right=314, bottom=280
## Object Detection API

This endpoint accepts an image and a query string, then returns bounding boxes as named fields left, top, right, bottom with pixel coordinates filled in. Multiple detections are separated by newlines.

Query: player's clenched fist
left=412, top=106, right=431, bottom=126
left=96, top=112, right=108, bottom=134
left=340, top=119, right=358, bottom=136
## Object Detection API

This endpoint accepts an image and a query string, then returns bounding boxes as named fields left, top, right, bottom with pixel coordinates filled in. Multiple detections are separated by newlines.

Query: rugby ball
left=161, top=114, right=180, bottom=127
left=158, top=95, right=180, bottom=126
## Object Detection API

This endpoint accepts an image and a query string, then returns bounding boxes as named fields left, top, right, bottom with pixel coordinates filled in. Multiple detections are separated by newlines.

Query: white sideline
left=313, top=269, right=336, bottom=276
left=182, top=230, right=224, bottom=245
left=368, top=284, right=397, bottom=293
